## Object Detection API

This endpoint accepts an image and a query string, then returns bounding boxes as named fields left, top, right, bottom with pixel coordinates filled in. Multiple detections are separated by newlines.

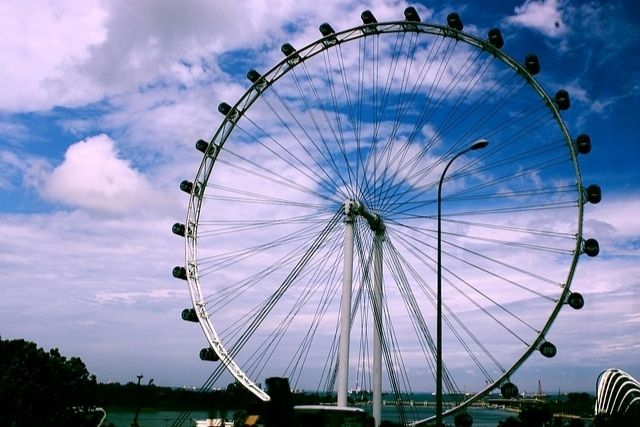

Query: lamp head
left=470, top=139, right=489, bottom=150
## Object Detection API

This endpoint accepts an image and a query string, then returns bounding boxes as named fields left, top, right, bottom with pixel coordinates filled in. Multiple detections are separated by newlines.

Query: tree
left=518, top=404, right=553, bottom=427
left=563, top=393, right=594, bottom=417
left=0, top=337, right=98, bottom=427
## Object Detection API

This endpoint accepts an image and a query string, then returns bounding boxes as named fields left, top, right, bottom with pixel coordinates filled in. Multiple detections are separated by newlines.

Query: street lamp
left=436, top=139, right=489, bottom=427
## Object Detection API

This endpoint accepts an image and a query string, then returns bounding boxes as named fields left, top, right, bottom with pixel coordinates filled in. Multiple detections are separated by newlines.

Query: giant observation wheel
left=173, top=7, right=601, bottom=425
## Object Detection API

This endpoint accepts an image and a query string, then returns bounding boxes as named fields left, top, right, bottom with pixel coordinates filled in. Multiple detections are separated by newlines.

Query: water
left=104, top=409, right=212, bottom=427
left=382, top=406, right=517, bottom=426
left=103, top=407, right=517, bottom=427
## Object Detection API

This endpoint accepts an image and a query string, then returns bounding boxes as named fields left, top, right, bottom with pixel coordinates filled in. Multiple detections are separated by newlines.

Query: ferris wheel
left=173, top=7, right=601, bottom=425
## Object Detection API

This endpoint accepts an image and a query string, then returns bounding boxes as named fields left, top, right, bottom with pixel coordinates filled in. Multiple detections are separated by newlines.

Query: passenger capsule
left=195, top=139, right=209, bottom=154
left=576, top=134, right=591, bottom=154
left=180, top=180, right=193, bottom=194
left=447, top=13, right=463, bottom=31
left=319, top=23, right=337, bottom=45
left=172, top=223, right=185, bottom=237
left=361, top=10, right=377, bottom=24
left=172, top=266, right=187, bottom=280
left=247, top=69, right=262, bottom=83
left=281, top=43, right=296, bottom=56
left=218, top=102, right=232, bottom=116
left=319, top=23, right=335, bottom=36
left=501, top=382, right=519, bottom=399
left=281, top=43, right=300, bottom=64
left=539, top=341, right=557, bottom=358
left=199, top=347, right=220, bottom=362
left=586, top=184, right=602, bottom=204
left=488, top=28, right=504, bottom=49
left=181, top=308, right=198, bottom=322
left=524, top=54, right=540, bottom=75
left=584, top=238, right=600, bottom=257
left=555, top=90, right=570, bottom=110
left=567, top=292, right=585, bottom=310
left=404, top=6, right=421, bottom=22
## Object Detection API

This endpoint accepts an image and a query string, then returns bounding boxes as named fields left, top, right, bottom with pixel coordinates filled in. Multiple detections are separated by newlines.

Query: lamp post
left=436, top=139, right=489, bottom=427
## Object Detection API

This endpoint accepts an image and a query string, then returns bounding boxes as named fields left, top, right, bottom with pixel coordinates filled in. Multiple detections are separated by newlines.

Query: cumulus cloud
left=505, top=0, right=568, bottom=38
left=42, top=134, right=166, bottom=216
left=1, top=0, right=410, bottom=112
left=0, top=0, right=107, bottom=111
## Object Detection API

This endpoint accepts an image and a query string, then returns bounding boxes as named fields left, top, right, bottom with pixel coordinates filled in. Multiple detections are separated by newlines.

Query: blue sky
left=1, top=0, right=639, bottom=396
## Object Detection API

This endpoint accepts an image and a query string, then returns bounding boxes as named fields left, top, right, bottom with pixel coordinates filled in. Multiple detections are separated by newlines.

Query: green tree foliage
left=497, top=402, right=589, bottom=427
left=554, top=393, right=594, bottom=418
left=0, top=337, right=98, bottom=427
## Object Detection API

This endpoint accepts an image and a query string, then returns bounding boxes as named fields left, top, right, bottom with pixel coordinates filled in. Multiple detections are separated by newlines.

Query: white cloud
left=41, top=134, right=170, bottom=216
left=0, top=148, right=52, bottom=191
left=95, top=289, right=186, bottom=305
left=0, top=0, right=107, bottom=111
left=571, top=194, right=640, bottom=298
left=0, top=208, right=202, bottom=385
left=0, top=0, right=418, bottom=112
left=505, top=0, right=568, bottom=38
left=0, top=150, right=22, bottom=190
left=0, top=119, right=29, bottom=143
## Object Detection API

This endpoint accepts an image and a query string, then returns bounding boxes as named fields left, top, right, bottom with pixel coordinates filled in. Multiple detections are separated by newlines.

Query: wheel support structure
left=338, top=200, right=385, bottom=426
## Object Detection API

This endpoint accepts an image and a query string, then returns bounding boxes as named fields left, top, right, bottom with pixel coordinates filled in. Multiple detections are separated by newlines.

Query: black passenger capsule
left=319, top=23, right=335, bottom=36
left=281, top=43, right=300, bottom=64
left=281, top=43, right=296, bottom=56
left=447, top=13, right=463, bottom=31
left=584, top=238, right=600, bottom=257
left=181, top=308, right=198, bottom=322
left=180, top=180, right=193, bottom=194
left=218, top=102, right=232, bottom=115
left=199, top=347, right=220, bottom=361
left=404, top=6, right=421, bottom=22
left=319, top=23, right=337, bottom=45
left=172, top=266, right=187, bottom=280
left=195, top=139, right=209, bottom=154
left=525, top=54, right=540, bottom=75
left=247, top=69, right=261, bottom=83
left=501, top=382, right=518, bottom=399
left=586, top=184, right=602, bottom=204
left=172, top=223, right=185, bottom=237
left=567, top=292, right=585, bottom=310
left=576, top=134, right=592, bottom=154
left=488, top=28, right=504, bottom=49
left=361, top=10, right=377, bottom=24
left=539, top=341, right=557, bottom=358
left=555, top=90, right=570, bottom=110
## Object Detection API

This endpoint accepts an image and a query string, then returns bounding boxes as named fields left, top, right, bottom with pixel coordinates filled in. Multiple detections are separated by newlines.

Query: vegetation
left=0, top=336, right=100, bottom=426
left=548, top=393, right=595, bottom=418
left=95, top=380, right=338, bottom=412
left=494, top=393, right=598, bottom=426
left=3, top=337, right=622, bottom=427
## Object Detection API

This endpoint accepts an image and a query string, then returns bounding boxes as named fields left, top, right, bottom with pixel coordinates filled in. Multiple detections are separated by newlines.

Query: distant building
left=595, top=368, right=640, bottom=415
